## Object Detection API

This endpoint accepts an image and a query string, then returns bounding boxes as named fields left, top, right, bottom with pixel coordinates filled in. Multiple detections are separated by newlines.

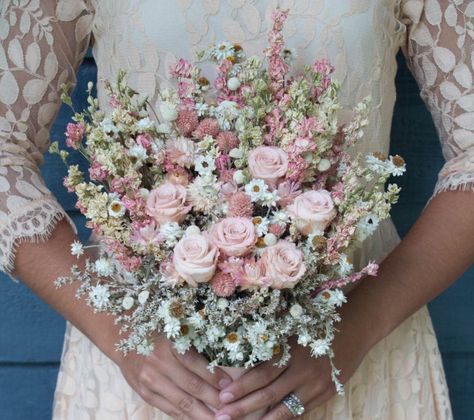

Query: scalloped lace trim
left=433, top=172, right=474, bottom=196
left=0, top=198, right=74, bottom=274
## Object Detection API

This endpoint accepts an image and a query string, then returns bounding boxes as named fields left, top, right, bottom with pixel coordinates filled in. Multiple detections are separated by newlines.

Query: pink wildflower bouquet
left=52, top=9, right=405, bottom=391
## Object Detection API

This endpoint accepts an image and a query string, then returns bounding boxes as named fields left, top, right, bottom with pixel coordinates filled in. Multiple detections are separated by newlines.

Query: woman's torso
left=90, top=0, right=404, bottom=157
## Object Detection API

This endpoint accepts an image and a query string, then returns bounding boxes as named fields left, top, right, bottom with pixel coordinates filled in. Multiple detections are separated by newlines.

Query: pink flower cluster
left=65, top=122, right=85, bottom=149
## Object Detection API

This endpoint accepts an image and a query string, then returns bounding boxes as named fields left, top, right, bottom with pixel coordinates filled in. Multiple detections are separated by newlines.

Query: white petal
left=425, top=0, right=442, bottom=25
left=0, top=71, right=19, bottom=105
left=7, top=38, right=24, bottom=68
left=453, top=129, right=474, bottom=149
left=411, top=23, right=434, bottom=47
left=25, top=43, right=41, bottom=73
left=23, top=78, right=48, bottom=105
left=453, top=64, right=472, bottom=89
left=440, top=81, right=461, bottom=100
left=444, top=4, right=458, bottom=27
left=421, top=56, right=437, bottom=86
left=15, top=180, right=42, bottom=199
left=455, top=113, right=474, bottom=130
left=44, top=52, right=58, bottom=82
left=466, top=3, right=474, bottom=18
left=19, top=11, right=31, bottom=34
left=0, top=44, right=7, bottom=70
left=433, top=47, right=456, bottom=73
left=457, top=94, right=474, bottom=112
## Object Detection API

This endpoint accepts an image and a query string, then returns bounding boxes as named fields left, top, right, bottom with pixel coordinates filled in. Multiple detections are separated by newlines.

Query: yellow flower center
left=110, top=203, right=122, bottom=213
left=226, top=332, right=238, bottom=343
left=180, top=325, right=190, bottom=336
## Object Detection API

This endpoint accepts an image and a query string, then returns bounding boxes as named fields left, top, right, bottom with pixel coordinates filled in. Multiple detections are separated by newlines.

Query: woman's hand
left=214, top=306, right=377, bottom=420
left=117, top=334, right=232, bottom=419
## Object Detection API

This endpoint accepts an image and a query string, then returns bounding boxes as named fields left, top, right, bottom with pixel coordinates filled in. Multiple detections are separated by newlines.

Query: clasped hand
left=118, top=328, right=370, bottom=420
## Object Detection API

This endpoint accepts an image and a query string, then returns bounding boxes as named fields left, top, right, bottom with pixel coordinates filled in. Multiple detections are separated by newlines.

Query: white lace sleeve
left=399, top=0, right=474, bottom=196
left=0, top=0, right=94, bottom=273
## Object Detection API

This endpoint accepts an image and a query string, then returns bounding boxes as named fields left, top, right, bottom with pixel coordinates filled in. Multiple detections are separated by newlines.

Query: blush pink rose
left=146, top=183, right=191, bottom=224
left=260, top=240, right=306, bottom=289
left=209, top=217, right=257, bottom=257
left=173, top=233, right=219, bottom=286
left=286, top=189, right=337, bottom=235
left=248, top=146, right=288, bottom=187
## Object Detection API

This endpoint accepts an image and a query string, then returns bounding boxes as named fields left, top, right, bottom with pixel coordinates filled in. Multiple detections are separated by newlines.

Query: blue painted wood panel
left=0, top=53, right=473, bottom=420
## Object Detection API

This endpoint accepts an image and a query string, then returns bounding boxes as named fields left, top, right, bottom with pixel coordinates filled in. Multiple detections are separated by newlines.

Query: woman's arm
left=215, top=1, right=474, bottom=418
left=213, top=193, right=474, bottom=420
left=349, top=190, right=474, bottom=344
left=0, top=2, right=229, bottom=418
left=14, top=219, right=230, bottom=418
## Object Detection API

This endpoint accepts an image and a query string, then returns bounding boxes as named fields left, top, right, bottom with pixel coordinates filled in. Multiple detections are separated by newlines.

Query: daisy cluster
left=52, top=9, right=405, bottom=392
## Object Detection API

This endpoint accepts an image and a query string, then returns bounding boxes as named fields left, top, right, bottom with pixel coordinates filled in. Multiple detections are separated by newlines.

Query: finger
left=219, top=360, right=286, bottom=404
left=175, top=348, right=232, bottom=390
left=163, top=361, right=223, bottom=410
left=146, top=374, right=215, bottom=419
left=263, top=384, right=334, bottom=420
left=141, top=389, right=186, bottom=419
left=215, top=368, right=299, bottom=419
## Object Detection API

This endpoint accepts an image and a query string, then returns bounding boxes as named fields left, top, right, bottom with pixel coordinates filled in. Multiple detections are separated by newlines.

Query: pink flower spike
left=169, top=58, right=193, bottom=79
left=65, top=122, right=85, bottom=149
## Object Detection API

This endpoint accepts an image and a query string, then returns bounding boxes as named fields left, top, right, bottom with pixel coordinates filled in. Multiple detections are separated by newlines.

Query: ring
left=281, top=393, right=305, bottom=417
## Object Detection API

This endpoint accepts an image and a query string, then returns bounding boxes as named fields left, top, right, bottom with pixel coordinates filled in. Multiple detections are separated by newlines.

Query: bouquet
left=51, top=9, right=405, bottom=393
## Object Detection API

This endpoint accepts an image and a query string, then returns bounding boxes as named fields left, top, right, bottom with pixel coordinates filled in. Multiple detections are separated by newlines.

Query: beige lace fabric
left=1, top=0, right=472, bottom=418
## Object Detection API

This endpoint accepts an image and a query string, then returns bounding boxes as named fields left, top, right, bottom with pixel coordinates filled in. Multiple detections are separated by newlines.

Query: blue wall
left=1, top=53, right=473, bottom=419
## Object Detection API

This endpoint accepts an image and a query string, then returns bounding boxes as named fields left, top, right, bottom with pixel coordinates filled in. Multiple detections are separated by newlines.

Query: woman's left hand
left=214, top=309, right=378, bottom=420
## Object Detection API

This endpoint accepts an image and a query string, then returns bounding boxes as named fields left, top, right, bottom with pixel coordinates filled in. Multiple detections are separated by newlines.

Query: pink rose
left=131, top=221, right=164, bottom=247
left=248, top=146, right=288, bottom=187
left=260, top=240, right=306, bottom=289
left=286, top=189, right=337, bottom=235
left=210, top=217, right=257, bottom=257
left=173, top=234, right=219, bottom=286
left=146, top=183, right=191, bottom=224
left=235, top=258, right=272, bottom=289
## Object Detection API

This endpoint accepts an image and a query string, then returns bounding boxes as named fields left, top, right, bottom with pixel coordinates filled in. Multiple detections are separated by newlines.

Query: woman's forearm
left=12, top=218, right=123, bottom=364
left=345, top=190, right=474, bottom=346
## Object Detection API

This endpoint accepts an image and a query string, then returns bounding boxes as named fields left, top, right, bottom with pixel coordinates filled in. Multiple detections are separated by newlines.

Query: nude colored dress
left=1, top=1, right=473, bottom=418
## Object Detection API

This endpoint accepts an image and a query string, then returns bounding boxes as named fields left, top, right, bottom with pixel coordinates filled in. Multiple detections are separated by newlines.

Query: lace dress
left=1, top=0, right=473, bottom=418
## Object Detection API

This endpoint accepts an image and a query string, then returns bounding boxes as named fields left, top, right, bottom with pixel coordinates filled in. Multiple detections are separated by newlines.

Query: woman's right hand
left=117, top=334, right=232, bottom=419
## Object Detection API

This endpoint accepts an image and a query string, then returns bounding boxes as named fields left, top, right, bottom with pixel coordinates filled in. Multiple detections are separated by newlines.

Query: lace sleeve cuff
left=433, top=152, right=474, bottom=196
left=0, top=197, right=77, bottom=274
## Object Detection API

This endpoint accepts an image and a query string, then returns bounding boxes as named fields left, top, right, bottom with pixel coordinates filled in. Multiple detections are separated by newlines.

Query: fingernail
left=219, top=378, right=232, bottom=389
left=219, top=391, right=235, bottom=403
left=215, top=415, right=231, bottom=420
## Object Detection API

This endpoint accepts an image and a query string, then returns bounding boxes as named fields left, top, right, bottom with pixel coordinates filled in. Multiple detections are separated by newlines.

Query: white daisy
left=89, top=285, right=110, bottom=310
left=159, top=222, right=183, bottom=247
left=94, top=258, right=114, bottom=277
left=338, top=254, right=353, bottom=276
left=108, top=199, right=126, bottom=218
left=194, top=155, right=216, bottom=174
left=70, top=240, right=84, bottom=258
left=271, top=211, right=289, bottom=226
left=136, top=117, right=154, bottom=130
left=128, top=144, right=148, bottom=162
left=100, top=118, right=118, bottom=134
left=245, top=179, right=268, bottom=202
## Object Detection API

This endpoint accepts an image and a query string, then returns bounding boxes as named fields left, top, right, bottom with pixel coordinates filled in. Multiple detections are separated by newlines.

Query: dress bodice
left=91, top=0, right=404, bottom=158
left=0, top=0, right=473, bottom=273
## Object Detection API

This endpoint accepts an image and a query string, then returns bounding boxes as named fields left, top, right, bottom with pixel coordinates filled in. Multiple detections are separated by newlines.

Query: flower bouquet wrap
left=52, top=9, right=405, bottom=397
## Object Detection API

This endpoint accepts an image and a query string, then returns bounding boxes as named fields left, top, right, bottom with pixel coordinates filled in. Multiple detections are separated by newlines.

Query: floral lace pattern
left=0, top=0, right=93, bottom=271
left=1, top=0, right=471, bottom=418
left=399, top=0, right=474, bottom=194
